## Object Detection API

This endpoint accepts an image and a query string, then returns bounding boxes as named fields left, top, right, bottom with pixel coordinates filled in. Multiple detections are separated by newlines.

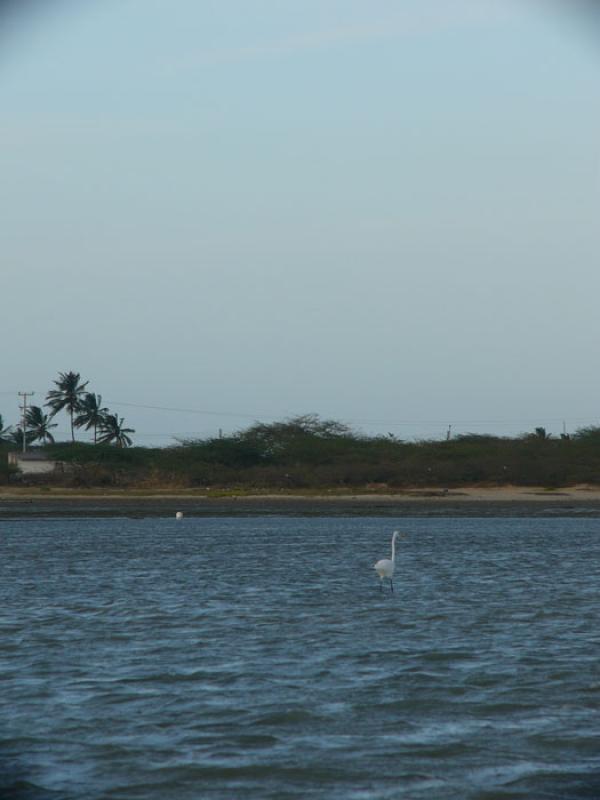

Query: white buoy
left=175, top=511, right=184, bottom=520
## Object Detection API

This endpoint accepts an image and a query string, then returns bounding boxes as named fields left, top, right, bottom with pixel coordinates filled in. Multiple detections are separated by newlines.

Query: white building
left=8, top=451, right=59, bottom=475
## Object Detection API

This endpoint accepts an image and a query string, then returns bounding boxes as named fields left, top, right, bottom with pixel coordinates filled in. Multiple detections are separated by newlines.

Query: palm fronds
left=45, top=371, right=89, bottom=442
left=97, top=414, right=135, bottom=448
left=74, top=393, right=109, bottom=443
left=25, top=405, right=58, bottom=444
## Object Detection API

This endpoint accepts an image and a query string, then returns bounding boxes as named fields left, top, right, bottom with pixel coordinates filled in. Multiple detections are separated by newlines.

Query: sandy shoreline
left=2, top=486, right=600, bottom=517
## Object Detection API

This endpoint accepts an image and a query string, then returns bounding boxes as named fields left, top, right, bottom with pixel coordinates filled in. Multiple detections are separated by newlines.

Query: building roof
left=12, top=451, right=53, bottom=461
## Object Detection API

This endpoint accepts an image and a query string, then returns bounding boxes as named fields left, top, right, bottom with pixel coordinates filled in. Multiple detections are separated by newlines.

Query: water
left=1, top=517, right=600, bottom=800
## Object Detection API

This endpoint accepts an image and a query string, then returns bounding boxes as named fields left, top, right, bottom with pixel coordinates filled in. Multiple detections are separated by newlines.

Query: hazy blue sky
left=2, top=0, right=599, bottom=444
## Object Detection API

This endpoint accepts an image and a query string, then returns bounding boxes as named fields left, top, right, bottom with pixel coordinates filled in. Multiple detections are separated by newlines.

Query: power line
left=5, top=393, right=598, bottom=438
left=5, top=392, right=597, bottom=429
left=106, top=400, right=596, bottom=429
left=107, top=400, right=269, bottom=420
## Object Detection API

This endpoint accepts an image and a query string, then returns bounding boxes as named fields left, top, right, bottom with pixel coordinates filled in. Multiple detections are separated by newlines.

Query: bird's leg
left=390, top=579, right=394, bottom=593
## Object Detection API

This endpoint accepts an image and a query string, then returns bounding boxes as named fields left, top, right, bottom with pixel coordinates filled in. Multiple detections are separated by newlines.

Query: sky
left=1, top=0, right=599, bottom=445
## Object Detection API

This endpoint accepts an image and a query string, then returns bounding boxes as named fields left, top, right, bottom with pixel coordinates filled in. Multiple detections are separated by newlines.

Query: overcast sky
left=1, top=0, right=599, bottom=444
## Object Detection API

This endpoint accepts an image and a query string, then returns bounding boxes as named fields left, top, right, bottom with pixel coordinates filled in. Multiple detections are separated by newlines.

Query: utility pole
left=18, top=391, right=35, bottom=453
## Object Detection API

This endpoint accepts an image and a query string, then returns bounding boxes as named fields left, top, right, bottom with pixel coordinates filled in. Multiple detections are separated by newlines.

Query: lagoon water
left=1, top=516, right=600, bottom=799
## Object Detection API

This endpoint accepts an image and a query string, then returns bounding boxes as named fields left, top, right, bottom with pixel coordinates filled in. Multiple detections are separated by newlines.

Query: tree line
left=3, top=407, right=600, bottom=488
left=0, top=371, right=135, bottom=448
left=3, top=413, right=597, bottom=490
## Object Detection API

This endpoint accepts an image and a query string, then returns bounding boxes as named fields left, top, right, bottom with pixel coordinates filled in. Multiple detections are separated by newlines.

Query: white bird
left=175, top=511, right=184, bottom=520
left=374, top=530, right=400, bottom=593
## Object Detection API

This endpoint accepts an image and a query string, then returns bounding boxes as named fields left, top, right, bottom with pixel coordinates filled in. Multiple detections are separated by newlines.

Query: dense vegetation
left=3, top=414, right=600, bottom=490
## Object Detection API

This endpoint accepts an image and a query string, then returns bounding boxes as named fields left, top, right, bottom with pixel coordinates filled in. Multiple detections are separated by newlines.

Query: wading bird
left=374, top=530, right=400, bottom=593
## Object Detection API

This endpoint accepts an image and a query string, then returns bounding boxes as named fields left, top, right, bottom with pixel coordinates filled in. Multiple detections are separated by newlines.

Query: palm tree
left=25, top=406, right=58, bottom=445
left=97, top=414, right=135, bottom=448
left=0, top=414, right=13, bottom=444
left=45, top=371, right=89, bottom=442
left=74, top=393, right=109, bottom=443
left=9, top=428, right=35, bottom=448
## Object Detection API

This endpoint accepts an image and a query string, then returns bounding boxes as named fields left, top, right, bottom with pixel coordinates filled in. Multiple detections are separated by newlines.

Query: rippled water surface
left=2, top=517, right=600, bottom=799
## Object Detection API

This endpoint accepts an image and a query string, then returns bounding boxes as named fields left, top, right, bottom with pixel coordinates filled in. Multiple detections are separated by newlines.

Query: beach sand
left=2, top=485, right=600, bottom=518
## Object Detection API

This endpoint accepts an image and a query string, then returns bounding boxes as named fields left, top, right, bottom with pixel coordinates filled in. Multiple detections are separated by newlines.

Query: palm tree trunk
left=71, top=409, right=75, bottom=442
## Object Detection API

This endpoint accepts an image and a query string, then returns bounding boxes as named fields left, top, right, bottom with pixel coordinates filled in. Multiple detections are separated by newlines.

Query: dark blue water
left=1, top=517, right=600, bottom=799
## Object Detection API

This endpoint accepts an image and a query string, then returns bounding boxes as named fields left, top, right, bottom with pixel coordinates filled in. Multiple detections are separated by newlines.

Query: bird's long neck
left=391, top=533, right=397, bottom=562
